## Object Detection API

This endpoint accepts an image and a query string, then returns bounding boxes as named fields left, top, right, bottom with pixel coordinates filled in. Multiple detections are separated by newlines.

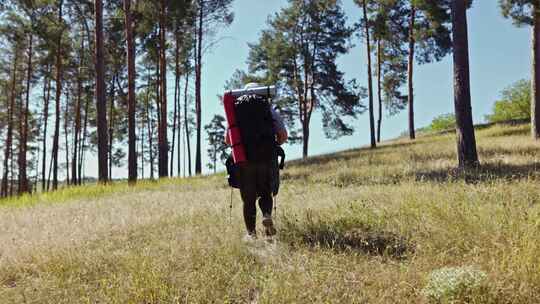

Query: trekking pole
left=229, top=188, right=234, bottom=223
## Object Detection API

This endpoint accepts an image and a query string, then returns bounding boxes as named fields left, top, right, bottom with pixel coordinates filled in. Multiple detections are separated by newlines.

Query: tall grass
left=1, top=123, right=539, bottom=303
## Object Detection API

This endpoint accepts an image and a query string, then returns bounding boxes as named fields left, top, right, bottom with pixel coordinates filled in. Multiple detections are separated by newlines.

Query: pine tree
left=452, top=0, right=479, bottom=168
left=204, top=114, right=227, bottom=173
left=95, top=0, right=109, bottom=183
left=193, top=0, right=234, bottom=174
left=500, top=0, right=540, bottom=139
left=406, top=0, right=452, bottom=140
left=358, top=0, right=377, bottom=148
left=248, top=0, right=363, bottom=158
left=124, top=0, right=137, bottom=184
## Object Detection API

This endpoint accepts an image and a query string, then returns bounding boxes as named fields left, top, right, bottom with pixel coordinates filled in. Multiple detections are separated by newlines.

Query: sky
left=103, top=0, right=531, bottom=178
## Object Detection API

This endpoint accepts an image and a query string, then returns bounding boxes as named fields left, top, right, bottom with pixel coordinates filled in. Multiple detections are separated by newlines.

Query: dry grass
left=1, top=123, right=539, bottom=303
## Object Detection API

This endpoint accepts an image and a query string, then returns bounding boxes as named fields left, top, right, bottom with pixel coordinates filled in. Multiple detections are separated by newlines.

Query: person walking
left=225, top=83, right=288, bottom=240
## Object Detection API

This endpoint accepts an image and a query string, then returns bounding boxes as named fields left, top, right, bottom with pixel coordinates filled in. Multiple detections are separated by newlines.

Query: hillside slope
left=1, top=124, right=539, bottom=303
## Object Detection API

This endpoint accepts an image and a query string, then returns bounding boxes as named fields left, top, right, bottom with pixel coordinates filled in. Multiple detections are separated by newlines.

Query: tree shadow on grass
left=415, top=162, right=540, bottom=184
left=281, top=216, right=414, bottom=260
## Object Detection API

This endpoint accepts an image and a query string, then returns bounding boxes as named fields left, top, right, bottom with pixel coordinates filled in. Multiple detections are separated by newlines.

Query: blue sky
left=108, top=0, right=530, bottom=178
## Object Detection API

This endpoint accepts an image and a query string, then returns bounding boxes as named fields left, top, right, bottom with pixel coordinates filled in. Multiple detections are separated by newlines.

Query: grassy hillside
left=1, top=124, right=539, bottom=303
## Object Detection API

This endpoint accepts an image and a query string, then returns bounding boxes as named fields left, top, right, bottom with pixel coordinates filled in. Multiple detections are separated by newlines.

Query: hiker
left=225, top=83, right=288, bottom=240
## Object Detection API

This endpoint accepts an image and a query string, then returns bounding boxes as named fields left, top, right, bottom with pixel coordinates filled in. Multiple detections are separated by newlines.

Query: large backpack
left=235, top=94, right=276, bottom=162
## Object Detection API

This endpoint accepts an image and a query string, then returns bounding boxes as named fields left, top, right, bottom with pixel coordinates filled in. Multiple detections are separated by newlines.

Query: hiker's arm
left=224, top=132, right=231, bottom=146
left=271, top=108, right=288, bottom=145
left=276, top=129, right=288, bottom=145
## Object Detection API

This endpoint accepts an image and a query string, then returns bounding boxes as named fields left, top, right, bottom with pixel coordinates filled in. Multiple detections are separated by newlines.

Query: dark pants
left=238, top=161, right=274, bottom=234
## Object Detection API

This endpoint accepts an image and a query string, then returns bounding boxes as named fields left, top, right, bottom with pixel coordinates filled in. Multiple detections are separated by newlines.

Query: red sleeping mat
left=223, top=92, right=247, bottom=163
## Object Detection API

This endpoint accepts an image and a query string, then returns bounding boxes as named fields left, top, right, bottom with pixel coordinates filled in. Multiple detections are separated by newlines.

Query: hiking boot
left=243, top=231, right=257, bottom=242
left=262, top=215, right=277, bottom=237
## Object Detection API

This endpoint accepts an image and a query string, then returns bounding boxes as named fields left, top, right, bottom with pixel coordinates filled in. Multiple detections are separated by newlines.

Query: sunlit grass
left=1, top=123, right=539, bottom=303
left=0, top=175, right=218, bottom=208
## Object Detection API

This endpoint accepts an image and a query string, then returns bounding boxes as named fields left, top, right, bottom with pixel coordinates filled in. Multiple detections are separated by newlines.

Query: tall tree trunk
left=302, top=121, right=310, bottom=158
left=184, top=71, right=192, bottom=176
left=72, top=38, right=84, bottom=186
left=376, top=39, right=382, bottom=143
left=108, top=77, right=115, bottom=179
left=171, top=32, right=180, bottom=176
left=158, top=0, right=168, bottom=178
left=213, top=149, right=216, bottom=174
left=1, top=53, right=18, bottom=197
left=125, top=0, right=137, bottom=183
left=9, top=143, right=14, bottom=196
left=177, top=77, right=182, bottom=177
left=41, top=67, right=51, bottom=191
left=140, top=117, right=145, bottom=179
left=79, top=96, right=90, bottom=184
left=362, top=0, right=376, bottom=149
left=195, top=1, right=203, bottom=174
left=155, top=58, right=161, bottom=134
left=52, top=0, right=64, bottom=191
left=408, top=6, right=416, bottom=140
left=451, top=0, right=478, bottom=168
left=532, top=3, right=540, bottom=139
left=145, top=88, right=155, bottom=180
left=64, top=91, right=70, bottom=185
left=95, top=0, right=109, bottom=183
left=19, top=33, right=33, bottom=194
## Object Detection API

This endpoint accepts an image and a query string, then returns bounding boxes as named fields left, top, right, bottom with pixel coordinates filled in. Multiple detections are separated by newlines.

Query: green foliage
left=499, top=0, right=536, bottom=26
left=485, top=79, right=531, bottom=123
left=204, top=114, right=228, bottom=172
left=412, top=0, right=453, bottom=64
left=429, top=113, right=455, bottom=131
left=247, top=0, right=364, bottom=142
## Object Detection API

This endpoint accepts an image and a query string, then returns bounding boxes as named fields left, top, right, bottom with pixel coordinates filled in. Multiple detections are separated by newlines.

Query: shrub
left=485, top=79, right=530, bottom=123
left=422, top=266, right=487, bottom=302
left=429, top=113, right=456, bottom=132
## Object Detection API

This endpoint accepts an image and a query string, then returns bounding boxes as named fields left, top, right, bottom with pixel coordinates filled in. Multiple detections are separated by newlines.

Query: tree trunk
left=376, top=39, right=382, bottom=143
left=213, top=149, right=216, bottom=174
left=362, top=0, right=376, bottom=149
left=19, top=33, right=33, bottom=194
left=302, top=121, right=310, bottom=158
left=195, top=1, right=203, bottom=175
left=158, top=0, right=168, bottom=178
left=177, top=78, right=182, bottom=177
left=532, top=3, right=540, bottom=139
left=108, top=76, right=115, bottom=179
left=145, top=88, right=155, bottom=180
left=95, top=0, right=109, bottom=183
left=184, top=71, right=192, bottom=177
left=171, top=32, right=180, bottom=176
left=125, top=0, right=137, bottom=183
left=451, top=0, right=478, bottom=169
left=9, top=143, right=14, bottom=196
left=41, top=67, right=51, bottom=191
left=140, top=117, right=145, bottom=179
left=79, top=95, right=90, bottom=184
left=72, top=45, right=83, bottom=186
left=52, top=4, right=63, bottom=191
left=1, top=53, right=18, bottom=197
left=64, top=91, right=70, bottom=185
left=408, top=6, right=416, bottom=140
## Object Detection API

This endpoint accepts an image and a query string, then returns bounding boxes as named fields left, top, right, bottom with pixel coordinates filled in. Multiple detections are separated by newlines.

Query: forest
left=0, top=0, right=538, bottom=199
